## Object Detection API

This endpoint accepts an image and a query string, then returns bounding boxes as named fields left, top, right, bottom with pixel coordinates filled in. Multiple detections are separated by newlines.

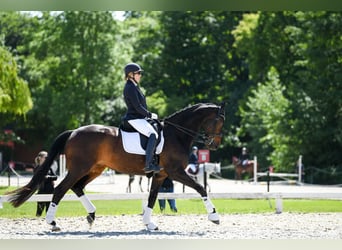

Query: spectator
left=239, top=147, right=252, bottom=167
left=185, top=146, right=199, bottom=175
left=34, top=151, right=58, bottom=217
left=158, top=177, right=177, bottom=213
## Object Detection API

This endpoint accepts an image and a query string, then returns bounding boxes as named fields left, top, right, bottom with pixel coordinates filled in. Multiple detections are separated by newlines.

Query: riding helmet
left=124, top=63, right=143, bottom=76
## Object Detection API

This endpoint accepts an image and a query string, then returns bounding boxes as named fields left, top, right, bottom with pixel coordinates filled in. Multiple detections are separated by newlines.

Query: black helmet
left=124, top=63, right=143, bottom=76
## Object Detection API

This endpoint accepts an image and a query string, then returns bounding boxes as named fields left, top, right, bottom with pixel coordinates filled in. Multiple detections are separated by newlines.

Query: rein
left=164, top=119, right=223, bottom=146
left=163, top=103, right=225, bottom=147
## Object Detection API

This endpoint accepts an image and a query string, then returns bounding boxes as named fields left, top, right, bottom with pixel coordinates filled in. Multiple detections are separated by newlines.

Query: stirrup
left=144, top=164, right=162, bottom=173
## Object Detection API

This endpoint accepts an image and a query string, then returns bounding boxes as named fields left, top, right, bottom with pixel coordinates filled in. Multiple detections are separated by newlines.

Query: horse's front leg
left=143, top=176, right=162, bottom=230
left=172, top=169, right=219, bottom=225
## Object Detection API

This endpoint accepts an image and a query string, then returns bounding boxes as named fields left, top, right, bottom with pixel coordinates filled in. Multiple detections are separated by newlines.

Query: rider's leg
left=128, top=119, right=161, bottom=173
left=144, top=133, right=161, bottom=173
left=158, top=199, right=166, bottom=212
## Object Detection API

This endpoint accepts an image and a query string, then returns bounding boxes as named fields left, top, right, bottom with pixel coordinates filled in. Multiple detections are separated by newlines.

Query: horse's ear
left=219, top=101, right=226, bottom=109
left=218, top=102, right=226, bottom=117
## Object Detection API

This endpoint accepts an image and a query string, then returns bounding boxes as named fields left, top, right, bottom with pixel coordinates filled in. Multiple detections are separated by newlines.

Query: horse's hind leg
left=71, top=174, right=98, bottom=227
left=138, top=176, right=144, bottom=192
left=235, top=169, right=240, bottom=183
left=127, top=175, right=134, bottom=193
left=46, top=173, right=79, bottom=231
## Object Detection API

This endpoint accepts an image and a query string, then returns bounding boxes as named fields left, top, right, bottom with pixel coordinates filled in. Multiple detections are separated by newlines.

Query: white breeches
left=186, top=164, right=198, bottom=173
left=128, top=119, right=158, bottom=139
left=242, top=160, right=249, bottom=166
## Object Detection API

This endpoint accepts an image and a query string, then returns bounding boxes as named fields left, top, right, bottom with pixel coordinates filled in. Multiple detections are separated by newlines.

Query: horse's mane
left=164, top=103, right=219, bottom=121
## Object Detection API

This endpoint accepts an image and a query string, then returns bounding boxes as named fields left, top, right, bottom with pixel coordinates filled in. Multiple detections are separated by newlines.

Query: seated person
left=185, top=146, right=199, bottom=175
left=239, top=147, right=253, bottom=167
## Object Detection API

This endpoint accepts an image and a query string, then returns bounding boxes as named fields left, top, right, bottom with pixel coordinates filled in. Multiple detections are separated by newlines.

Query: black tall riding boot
left=144, top=134, right=161, bottom=173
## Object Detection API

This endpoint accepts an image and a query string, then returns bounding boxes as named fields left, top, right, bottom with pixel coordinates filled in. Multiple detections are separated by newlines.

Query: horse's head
left=200, top=102, right=225, bottom=150
left=232, top=156, right=239, bottom=164
left=212, top=162, right=221, bottom=174
left=164, top=102, right=226, bottom=151
left=199, top=162, right=221, bottom=175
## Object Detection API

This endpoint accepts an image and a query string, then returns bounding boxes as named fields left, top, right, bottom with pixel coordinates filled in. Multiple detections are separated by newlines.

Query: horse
left=7, top=102, right=225, bottom=231
left=232, top=156, right=256, bottom=182
left=126, top=174, right=148, bottom=193
left=184, top=162, right=221, bottom=192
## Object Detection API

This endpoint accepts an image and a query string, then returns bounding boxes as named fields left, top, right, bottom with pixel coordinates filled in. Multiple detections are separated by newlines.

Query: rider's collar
left=128, top=78, right=138, bottom=86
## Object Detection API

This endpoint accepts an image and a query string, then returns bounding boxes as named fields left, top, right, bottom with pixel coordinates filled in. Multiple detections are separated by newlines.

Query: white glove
left=151, top=113, right=158, bottom=119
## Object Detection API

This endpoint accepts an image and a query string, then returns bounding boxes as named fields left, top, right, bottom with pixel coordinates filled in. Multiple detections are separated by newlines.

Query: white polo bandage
left=80, top=195, right=96, bottom=213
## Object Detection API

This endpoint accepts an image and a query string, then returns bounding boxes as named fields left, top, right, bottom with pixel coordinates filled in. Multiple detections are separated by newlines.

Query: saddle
left=119, top=119, right=164, bottom=155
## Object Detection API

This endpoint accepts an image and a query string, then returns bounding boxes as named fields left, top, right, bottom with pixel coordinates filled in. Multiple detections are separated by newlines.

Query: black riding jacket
left=123, top=80, right=152, bottom=121
left=34, top=167, right=57, bottom=194
left=188, top=152, right=198, bottom=165
left=239, top=153, right=249, bottom=162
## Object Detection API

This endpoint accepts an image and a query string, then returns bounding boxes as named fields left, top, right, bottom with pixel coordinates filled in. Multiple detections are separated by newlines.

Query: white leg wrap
left=202, top=197, right=220, bottom=224
left=46, top=202, right=58, bottom=224
left=202, top=197, right=215, bottom=213
left=142, top=206, right=158, bottom=230
left=143, top=206, right=152, bottom=225
left=80, top=195, right=96, bottom=213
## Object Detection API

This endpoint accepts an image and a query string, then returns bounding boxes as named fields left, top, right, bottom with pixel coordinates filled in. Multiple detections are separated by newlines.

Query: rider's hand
left=151, top=113, right=158, bottom=119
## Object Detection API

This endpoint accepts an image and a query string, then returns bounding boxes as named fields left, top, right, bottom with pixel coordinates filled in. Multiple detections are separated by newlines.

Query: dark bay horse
left=126, top=174, right=147, bottom=193
left=7, top=103, right=225, bottom=231
left=232, top=156, right=256, bottom=182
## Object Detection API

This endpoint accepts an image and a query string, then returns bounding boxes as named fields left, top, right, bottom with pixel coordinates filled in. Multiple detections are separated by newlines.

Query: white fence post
left=275, top=196, right=283, bottom=214
left=59, top=154, right=66, bottom=178
left=298, top=155, right=302, bottom=183
left=253, top=156, right=257, bottom=184
left=203, top=162, right=207, bottom=191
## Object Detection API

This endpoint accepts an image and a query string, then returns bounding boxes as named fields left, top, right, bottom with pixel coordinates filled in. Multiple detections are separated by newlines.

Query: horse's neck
left=167, top=110, right=211, bottom=133
left=171, top=114, right=202, bottom=129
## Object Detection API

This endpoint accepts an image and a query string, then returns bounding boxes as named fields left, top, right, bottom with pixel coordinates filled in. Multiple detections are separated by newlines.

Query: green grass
left=1, top=186, right=342, bottom=218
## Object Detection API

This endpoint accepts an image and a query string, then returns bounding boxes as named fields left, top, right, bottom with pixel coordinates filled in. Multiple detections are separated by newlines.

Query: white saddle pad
left=121, top=130, right=164, bottom=155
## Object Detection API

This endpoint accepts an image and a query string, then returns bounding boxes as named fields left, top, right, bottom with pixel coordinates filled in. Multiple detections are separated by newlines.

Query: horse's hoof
left=87, top=212, right=95, bottom=226
left=145, top=222, right=158, bottom=231
left=211, top=220, right=220, bottom=225
left=51, top=225, right=61, bottom=232
left=208, top=212, right=220, bottom=225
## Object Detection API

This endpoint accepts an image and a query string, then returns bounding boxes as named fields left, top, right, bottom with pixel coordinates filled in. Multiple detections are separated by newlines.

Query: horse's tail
left=6, top=130, right=73, bottom=207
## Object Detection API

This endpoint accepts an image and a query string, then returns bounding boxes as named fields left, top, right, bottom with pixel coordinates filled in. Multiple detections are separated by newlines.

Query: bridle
left=164, top=105, right=225, bottom=147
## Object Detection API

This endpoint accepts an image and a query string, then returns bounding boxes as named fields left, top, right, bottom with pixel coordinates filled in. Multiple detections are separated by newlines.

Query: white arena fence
left=253, top=155, right=302, bottom=184
left=2, top=192, right=342, bottom=214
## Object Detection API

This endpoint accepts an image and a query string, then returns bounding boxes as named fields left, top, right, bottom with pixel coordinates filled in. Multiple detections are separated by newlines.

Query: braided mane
left=165, top=103, right=219, bottom=121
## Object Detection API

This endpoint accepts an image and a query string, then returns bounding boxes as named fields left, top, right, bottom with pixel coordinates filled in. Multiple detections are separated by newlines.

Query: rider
left=239, top=147, right=251, bottom=167
left=186, top=146, right=199, bottom=175
left=122, top=62, right=161, bottom=174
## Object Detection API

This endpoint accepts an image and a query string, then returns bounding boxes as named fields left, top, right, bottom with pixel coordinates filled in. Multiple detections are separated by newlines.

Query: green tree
left=132, top=12, right=244, bottom=112
left=296, top=12, right=342, bottom=168
left=239, top=67, right=297, bottom=170
left=234, top=11, right=342, bottom=174
left=21, top=11, right=124, bottom=138
left=0, top=46, right=32, bottom=115
left=0, top=45, right=32, bottom=146
left=0, top=12, right=36, bottom=127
